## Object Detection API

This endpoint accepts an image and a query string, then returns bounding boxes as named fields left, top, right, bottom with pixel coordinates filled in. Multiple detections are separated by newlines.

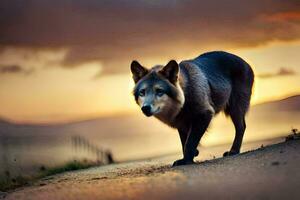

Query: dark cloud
left=0, top=0, right=299, bottom=74
left=0, top=65, right=33, bottom=75
left=257, top=67, right=297, bottom=78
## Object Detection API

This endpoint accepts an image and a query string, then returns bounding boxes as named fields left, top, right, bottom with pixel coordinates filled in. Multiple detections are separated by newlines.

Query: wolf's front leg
left=178, top=127, right=199, bottom=157
left=173, top=112, right=212, bottom=167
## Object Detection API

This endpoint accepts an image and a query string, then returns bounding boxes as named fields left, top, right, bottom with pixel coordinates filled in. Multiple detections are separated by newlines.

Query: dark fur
left=131, top=51, right=254, bottom=166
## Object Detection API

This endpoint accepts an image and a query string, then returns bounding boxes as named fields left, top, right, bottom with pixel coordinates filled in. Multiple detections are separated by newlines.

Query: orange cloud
left=263, top=11, right=300, bottom=22
left=0, top=0, right=299, bottom=75
left=0, top=64, right=33, bottom=75
left=257, top=67, right=297, bottom=78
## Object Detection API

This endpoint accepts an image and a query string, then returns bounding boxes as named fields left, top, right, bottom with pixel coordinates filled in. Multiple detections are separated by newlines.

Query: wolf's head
left=130, top=60, right=185, bottom=120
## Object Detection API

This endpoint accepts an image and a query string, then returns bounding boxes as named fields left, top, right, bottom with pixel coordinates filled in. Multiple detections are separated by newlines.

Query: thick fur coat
left=131, top=51, right=254, bottom=166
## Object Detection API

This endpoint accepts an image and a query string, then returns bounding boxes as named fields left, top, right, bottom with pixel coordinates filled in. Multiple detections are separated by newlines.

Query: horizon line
left=1, top=92, right=299, bottom=126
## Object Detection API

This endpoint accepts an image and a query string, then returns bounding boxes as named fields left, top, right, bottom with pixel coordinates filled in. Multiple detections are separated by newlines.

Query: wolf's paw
left=194, top=149, right=199, bottom=157
left=223, top=150, right=239, bottom=157
left=172, top=159, right=195, bottom=167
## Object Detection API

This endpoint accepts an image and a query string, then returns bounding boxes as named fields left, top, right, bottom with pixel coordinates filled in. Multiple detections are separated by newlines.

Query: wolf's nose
left=141, top=105, right=152, bottom=116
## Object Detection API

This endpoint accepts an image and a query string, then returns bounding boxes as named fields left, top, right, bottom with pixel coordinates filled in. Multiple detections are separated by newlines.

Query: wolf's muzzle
left=141, top=105, right=152, bottom=117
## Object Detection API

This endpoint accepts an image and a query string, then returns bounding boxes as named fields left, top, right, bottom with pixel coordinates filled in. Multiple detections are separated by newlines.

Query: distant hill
left=252, top=95, right=300, bottom=113
left=0, top=117, right=11, bottom=125
left=0, top=95, right=299, bottom=163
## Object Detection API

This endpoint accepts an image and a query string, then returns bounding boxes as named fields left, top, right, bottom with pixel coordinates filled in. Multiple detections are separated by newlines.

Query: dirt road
left=4, top=140, right=300, bottom=200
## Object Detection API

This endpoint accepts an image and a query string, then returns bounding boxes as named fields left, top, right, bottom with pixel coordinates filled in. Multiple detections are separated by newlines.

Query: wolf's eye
left=156, top=89, right=165, bottom=97
left=139, top=89, right=145, bottom=97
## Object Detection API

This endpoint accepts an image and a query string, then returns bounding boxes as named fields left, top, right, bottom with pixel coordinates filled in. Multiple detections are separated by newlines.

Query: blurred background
left=0, top=0, right=300, bottom=182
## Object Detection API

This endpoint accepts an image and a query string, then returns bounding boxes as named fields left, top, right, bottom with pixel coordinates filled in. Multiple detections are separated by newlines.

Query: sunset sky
left=0, top=0, right=300, bottom=123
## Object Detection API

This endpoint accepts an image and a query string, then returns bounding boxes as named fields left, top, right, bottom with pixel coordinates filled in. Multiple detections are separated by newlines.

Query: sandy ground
left=3, top=140, right=300, bottom=200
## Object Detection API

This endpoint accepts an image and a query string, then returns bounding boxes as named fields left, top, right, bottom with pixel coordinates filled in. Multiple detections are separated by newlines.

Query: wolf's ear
left=159, top=60, right=179, bottom=84
left=130, top=60, right=148, bottom=83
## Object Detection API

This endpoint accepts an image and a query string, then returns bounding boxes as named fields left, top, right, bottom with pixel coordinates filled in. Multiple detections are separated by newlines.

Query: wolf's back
left=193, top=51, right=254, bottom=85
left=180, top=51, right=254, bottom=114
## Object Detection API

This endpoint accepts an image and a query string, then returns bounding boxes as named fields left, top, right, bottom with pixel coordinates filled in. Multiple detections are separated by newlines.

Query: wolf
left=130, top=51, right=254, bottom=166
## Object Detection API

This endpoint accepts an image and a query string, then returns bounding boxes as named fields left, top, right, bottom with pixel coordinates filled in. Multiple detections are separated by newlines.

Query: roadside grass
left=40, top=160, right=97, bottom=177
left=0, top=160, right=100, bottom=192
left=0, top=174, right=29, bottom=192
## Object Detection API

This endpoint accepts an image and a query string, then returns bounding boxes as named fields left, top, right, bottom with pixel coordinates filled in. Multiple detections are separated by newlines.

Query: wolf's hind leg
left=223, top=86, right=250, bottom=157
left=223, top=113, right=246, bottom=157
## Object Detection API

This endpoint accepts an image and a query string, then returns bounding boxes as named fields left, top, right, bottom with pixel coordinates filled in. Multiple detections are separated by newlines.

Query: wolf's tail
left=225, top=61, right=254, bottom=117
